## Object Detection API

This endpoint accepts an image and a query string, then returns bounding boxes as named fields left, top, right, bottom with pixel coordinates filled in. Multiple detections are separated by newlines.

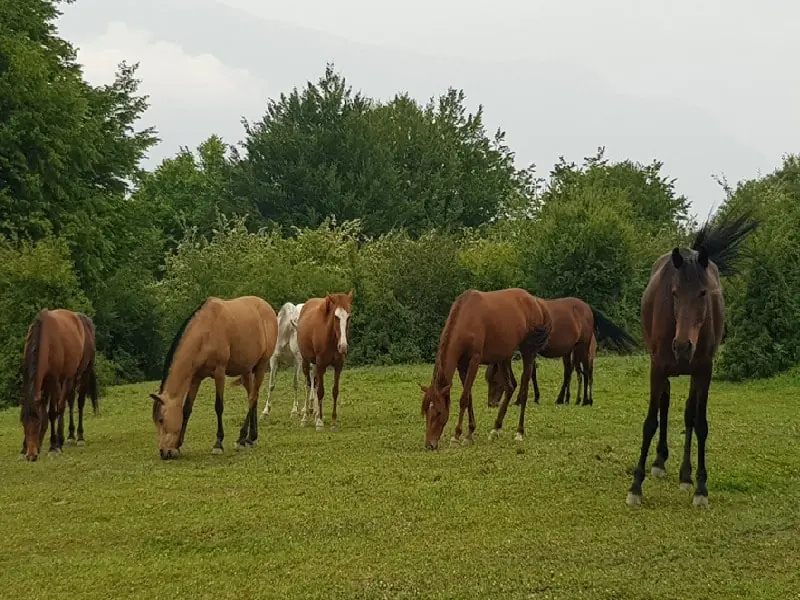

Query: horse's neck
left=431, top=347, right=458, bottom=389
left=163, top=333, right=201, bottom=404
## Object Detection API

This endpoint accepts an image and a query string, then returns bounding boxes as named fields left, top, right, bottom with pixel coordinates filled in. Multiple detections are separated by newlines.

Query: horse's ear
left=419, top=384, right=428, bottom=394
left=324, top=294, right=333, bottom=313
left=347, top=289, right=354, bottom=301
left=697, top=246, right=709, bottom=269
left=149, top=394, right=162, bottom=405
left=440, top=384, right=452, bottom=396
left=671, top=248, right=684, bottom=269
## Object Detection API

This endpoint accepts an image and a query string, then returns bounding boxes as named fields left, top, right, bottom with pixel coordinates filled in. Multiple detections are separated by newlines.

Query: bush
left=0, top=238, right=92, bottom=406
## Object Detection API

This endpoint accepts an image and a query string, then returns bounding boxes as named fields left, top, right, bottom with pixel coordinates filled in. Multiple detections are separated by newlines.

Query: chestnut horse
left=19, top=309, right=99, bottom=461
left=150, top=296, right=277, bottom=459
left=296, top=292, right=353, bottom=432
left=626, top=209, right=758, bottom=508
left=420, top=288, right=551, bottom=450
left=486, top=298, right=635, bottom=407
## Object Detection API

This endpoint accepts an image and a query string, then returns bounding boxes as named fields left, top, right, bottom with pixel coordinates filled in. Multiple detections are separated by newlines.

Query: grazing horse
left=486, top=298, right=635, bottom=407
left=296, top=292, right=353, bottom=432
left=19, top=309, right=99, bottom=461
left=626, top=209, right=758, bottom=508
left=149, top=296, right=278, bottom=459
left=420, top=288, right=552, bottom=450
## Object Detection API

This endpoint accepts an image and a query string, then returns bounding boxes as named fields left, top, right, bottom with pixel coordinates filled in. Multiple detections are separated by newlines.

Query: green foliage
left=233, top=64, right=524, bottom=236
left=718, top=155, right=800, bottom=380
left=0, top=237, right=91, bottom=405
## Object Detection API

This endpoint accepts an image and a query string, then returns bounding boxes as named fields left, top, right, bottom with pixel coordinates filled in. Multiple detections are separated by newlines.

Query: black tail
left=528, top=323, right=551, bottom=356
left=591, top=309, right=636, bottom=354
left=691, top=207, right=759, bottom=277
left=86, top=361, right=100, bottom=416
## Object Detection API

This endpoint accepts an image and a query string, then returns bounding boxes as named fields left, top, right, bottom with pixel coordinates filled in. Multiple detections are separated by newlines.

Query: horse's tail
left=529, top=322, right=551, bottom=357
left=691, top=207, right=760, bottom=277
left=86, top=360, right=100, bottom=416
left=591, top=308, right=636, bottom=354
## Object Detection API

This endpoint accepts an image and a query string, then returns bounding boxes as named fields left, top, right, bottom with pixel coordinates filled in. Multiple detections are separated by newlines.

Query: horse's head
left=669, top=247, right=712, bottom=363
left=420, top=381, right=451, bottom=450
left=149, top=392, right=182, bottom=459
left=20, top=400, right=45, bottom=461
left=326, top=291, right=353, bottom=355
left=485, top=364, right=507, bottom=408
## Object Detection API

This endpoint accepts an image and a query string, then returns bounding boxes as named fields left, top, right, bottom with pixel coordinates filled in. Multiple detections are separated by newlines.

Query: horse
left=486, top=298, right=635, bottom=407
left=19, top=309, right=99, bottom=461
left=296, top=292, right=353, bottom=432
left=573, top=333, right=597, bottom=406
left=149, top=296, right=278, bottom=460
left=253, top=301, right=305, bottom=420
left=420, top=288, right=552, bottom=450
left=626, top=209, right=758, bottom=508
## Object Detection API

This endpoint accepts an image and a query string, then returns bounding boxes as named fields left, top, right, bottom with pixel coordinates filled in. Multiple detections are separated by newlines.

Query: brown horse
left=150, top=296, right=278, bottom=459
left=19, top=309, right=99, bottom=461
left=420, top=288, right=551, bottom=450
left=486, top=298, right=635, bottom=407
left=296, top=291, right=353, bottom=432
left=626, top=209, right=758, bottom=508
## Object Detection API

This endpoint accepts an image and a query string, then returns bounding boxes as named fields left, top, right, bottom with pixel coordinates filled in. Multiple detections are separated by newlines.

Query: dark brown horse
left=486, top=298, right=635, bottom=407
left=626, top=209, right=758, bottom=508
left=296, top=292, right=353, bottom=432
left=420, top=288, right=551, bottom=449
left=19, top=309, right=99, bottom=461
left=150, top=296, right=278, bottom=459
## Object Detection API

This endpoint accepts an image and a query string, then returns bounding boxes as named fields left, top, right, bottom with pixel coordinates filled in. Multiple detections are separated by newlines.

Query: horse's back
left=40, top=309, right=86, bottom=376
left=208, top=296, right=278, bottom=370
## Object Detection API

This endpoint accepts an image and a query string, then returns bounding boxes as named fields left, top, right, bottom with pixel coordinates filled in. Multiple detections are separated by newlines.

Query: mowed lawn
left=1, top=356, right=798, bottom=599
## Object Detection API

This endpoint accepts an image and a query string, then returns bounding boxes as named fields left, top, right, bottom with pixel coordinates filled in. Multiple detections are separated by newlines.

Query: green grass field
left=1, top=356, right=798, bottom=599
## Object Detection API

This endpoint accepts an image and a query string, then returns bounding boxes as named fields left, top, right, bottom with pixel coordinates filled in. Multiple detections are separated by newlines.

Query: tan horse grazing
left=486, top=298, right=635, bottom=407
left=626, top=209, right=758, bottom=508
left=296, top=292, right=353, bottom=432
left=19, top=309, right=99, bottom=461
left=150, top=296, right=278, bottom=460
left=420, top=288, right=552, bottom=450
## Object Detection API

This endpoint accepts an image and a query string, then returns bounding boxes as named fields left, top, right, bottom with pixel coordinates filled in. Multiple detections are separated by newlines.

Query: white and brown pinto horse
left=296, top=292, right=353, bottom=432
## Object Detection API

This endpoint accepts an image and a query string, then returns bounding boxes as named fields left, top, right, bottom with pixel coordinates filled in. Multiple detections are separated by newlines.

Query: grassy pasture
left=0, top=356, right=798, bottom=599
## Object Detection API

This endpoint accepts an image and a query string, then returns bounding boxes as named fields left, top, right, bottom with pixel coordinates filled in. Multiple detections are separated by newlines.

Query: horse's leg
left=212, top=370, right=227, bottom=455
left=56, top=382, right=68, bottom=451
left=48, top=382, right=60, bottom=455
left=651, top=379, right=671, bottom=478
left=531, top=359, right=541, bottom=405
left=452, top=360, right=470, bottom=444
left=76, top=375, right=87, bottom=446
left=691, top=369, right=712, bottom=508
left=314, top=362, right=326, bottom=432
left=458, top=356, right=480, bottom=445
left=575, top=358, right=584, bottom=406
left=627, top=365, right=668, bottom=507
left=555, top=355, right=573, bottom=405
left=291, top=354, right=301, bottom=418
left=679, top=378, right=697, bottom=492
left=178, top=378, right=202, bottom=451
left=300, top=359, right=312, bottom=427
left=586, top=354, right=595, bottom=406
left=512, top=351, right=535, bottom=441
left=261, top=352, right=279, bottom=420
left=504, top=361, right=517, bottom=408
left=236, top=371, right=254, bottom=450
left=491, top=351, right=533, bottom=441
left=330, top=363, right=343, bottom=432
left=67, top=386, right=76, bottom=443
left=246, top=359, right=269, bottom=445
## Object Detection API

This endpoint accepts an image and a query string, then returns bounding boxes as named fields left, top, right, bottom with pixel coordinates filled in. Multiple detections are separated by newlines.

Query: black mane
left=691, top=207, right=759, bottom=277
left=159, top=301, right=206, bottom=393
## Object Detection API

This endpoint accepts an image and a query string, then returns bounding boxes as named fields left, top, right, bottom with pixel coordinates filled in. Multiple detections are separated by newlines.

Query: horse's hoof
left=66, top=438, right=76, bottom=445
left=679, top=482, right=693, bottom=492
left=461, top=436, right=473, bottom=447
left=247, top=439, right=257, bottom=448
left=260, top=412, right=269, bottom=421
left=488, top=429, right=500, bottom=442
left=692, top=494, right=709, bottom=508
left=17, top=453, right=26, bottom=461
left=290, top=410, right=298, bottom=418
left=513, top=432, right=524, bottom=442
left=300, top=418, right=309, bottom=427
left=330, top=422, right=339, bottom=432
left=76, top=440, right=86, bottom=447
left=315, top=424, right=325, bottom=433
left=651, top=466, right=667, bottom=478
left=235, top=443, right=247, bottom=451
left=211, top=447, right=224, bottom=455
left=626, top=492, right=642, bottom=507
left=49, top=449, right=61, bottom=457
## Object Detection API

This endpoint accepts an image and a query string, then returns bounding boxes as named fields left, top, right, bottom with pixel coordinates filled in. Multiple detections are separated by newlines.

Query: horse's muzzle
left=160, top=448, right=180, bottom=460
left=672, top=339, right=694, bottom=362
left=338, top=343, right=348, bottom=355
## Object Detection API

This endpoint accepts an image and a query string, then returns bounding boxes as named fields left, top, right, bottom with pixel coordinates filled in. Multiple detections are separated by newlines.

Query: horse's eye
left=700, top=290, right=707, bottom=298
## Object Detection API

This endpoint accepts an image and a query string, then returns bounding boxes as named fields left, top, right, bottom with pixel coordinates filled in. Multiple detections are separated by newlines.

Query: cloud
left=76, top=22, right=267, bottom=108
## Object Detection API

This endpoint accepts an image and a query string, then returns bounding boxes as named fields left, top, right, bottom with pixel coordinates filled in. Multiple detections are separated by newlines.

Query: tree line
left=1, top=0, right=797, bottom=405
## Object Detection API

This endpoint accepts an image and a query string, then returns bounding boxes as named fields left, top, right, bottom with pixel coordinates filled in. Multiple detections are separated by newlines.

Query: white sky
left=59, top=0, right=800, bottom=218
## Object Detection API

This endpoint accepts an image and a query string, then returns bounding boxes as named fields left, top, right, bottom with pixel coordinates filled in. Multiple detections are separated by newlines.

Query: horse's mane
left=159, top=301, right=207, bottom=393
left=20, top=311, right=45, bottom=421
left=691, top=207, right=759, bottom=277
left=433, top=291, right=472, bottom=386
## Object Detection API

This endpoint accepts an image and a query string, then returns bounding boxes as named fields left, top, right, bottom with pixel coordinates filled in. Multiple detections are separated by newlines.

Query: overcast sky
left=57, top=0, right=800, bottom=218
